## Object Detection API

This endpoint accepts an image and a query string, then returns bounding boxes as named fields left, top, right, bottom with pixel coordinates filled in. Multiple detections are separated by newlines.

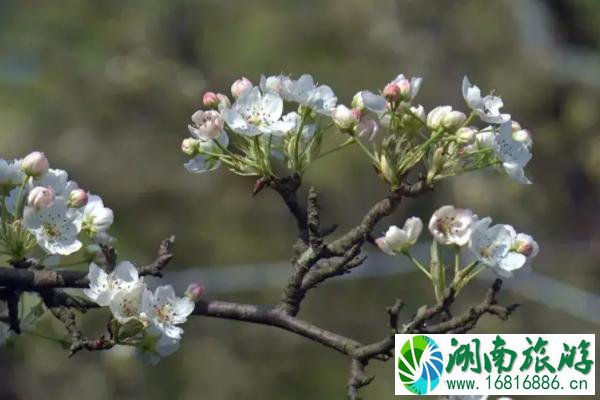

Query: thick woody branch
left=278, top=178, right=430, bottom=316
left=0, top=268, right=89, bottom=290
left=347, top=358, right=374, bottom=400
left=193, top=300, right=364, bottom=356
left=301, top=245, right=366, bottom=292
left=327, top=178, right=430, bottom=256
left=271, top=174, right=308, bottom=245
left=0, top=237, right=176, bottom=292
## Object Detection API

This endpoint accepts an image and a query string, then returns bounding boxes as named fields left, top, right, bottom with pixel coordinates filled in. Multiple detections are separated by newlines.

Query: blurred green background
left=0, top=0, right=599, bottom=398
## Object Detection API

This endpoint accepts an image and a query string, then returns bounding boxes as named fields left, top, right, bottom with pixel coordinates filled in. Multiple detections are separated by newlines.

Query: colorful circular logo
left=397, top=335, right=444, bottom=394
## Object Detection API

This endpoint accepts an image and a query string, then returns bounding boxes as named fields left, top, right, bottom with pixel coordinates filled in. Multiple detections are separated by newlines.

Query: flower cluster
left=376, top=205, right=539, bottom=300
left=85, top=262, right=200, bottom=364
left=181, top=74, right=337, bottom=176
left=0, top=152, right=113, bottom=260
left=181, top=73, right=533, bottom=188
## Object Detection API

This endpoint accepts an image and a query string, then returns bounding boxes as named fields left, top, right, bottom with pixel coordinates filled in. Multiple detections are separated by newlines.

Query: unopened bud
left=202, top=91, right=220, bottom=109
left=185, top=283, right=205, bottom=301
left=378, top=154, right=395, bottom=184
left=427, top=147, right=445, bottom=183
left=231, top=77, right=252, bottom=99
left=511, top=121, right=522, bottom=132
left=27, top=186, right=55, bottom=210
left=383, top=83, right=401, bottom=102
left=351, top=92, right=365, bottom=110
left=331, top=105, right=358, bottom=130
left=514, top=234, right=539, bottom=258
left=427, top=106, right=451, bottom=130
left=22, top=151, right=49, bottom=178
left=181, top=138, right=199, bottom=156
left=68, top=189, right=88, bottom=208
left=441, top=110, right=467, bottom=131
left=456, top=127, right=477, bottom=145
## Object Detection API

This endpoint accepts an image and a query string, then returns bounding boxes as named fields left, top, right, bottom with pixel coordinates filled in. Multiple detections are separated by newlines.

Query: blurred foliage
left=0, top=0, right=599, bottom=398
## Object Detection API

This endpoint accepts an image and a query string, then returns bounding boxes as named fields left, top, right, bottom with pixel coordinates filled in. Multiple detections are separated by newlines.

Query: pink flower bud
left=27, top=186, right=55, bottom=210
left=22, top=151, right=49, bottom=177
left=185, top=283, right=205, bottom=301
left=383, top=83, right=401, bottom=102
left=68, top=189, right=88, bottom=208
left=231, top=77, right=252, bottom=99
left=202, top=91, right=220, bottom=109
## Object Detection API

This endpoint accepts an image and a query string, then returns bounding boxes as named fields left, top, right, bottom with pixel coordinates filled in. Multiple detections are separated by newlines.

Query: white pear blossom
left=223, top=87, right=296, bottom=136
left=110, top=283, right=147, bottom=324
left=469, top=217, right=536, bottom=277
left=142, top=285, right=195, bottom=340
left=23, top=197, right=82, bottom=255
left=135, top=327, right=180, bottom=365
left=428, top=205, right=477, bottom=246
left=280, top=74, right=337, bottom=115
left=462, top=76, right=510, bottom=124
left=81, top=194, right=114, bottom=237
left=84, top=261, right=142, bottom=306
left=188, top=110, right=225, bottom=141
left=376, top=217, right=423, bottom=255
left=0, top=159, right=24, bottom=194
left=492, top=122, right=532, bottom=184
